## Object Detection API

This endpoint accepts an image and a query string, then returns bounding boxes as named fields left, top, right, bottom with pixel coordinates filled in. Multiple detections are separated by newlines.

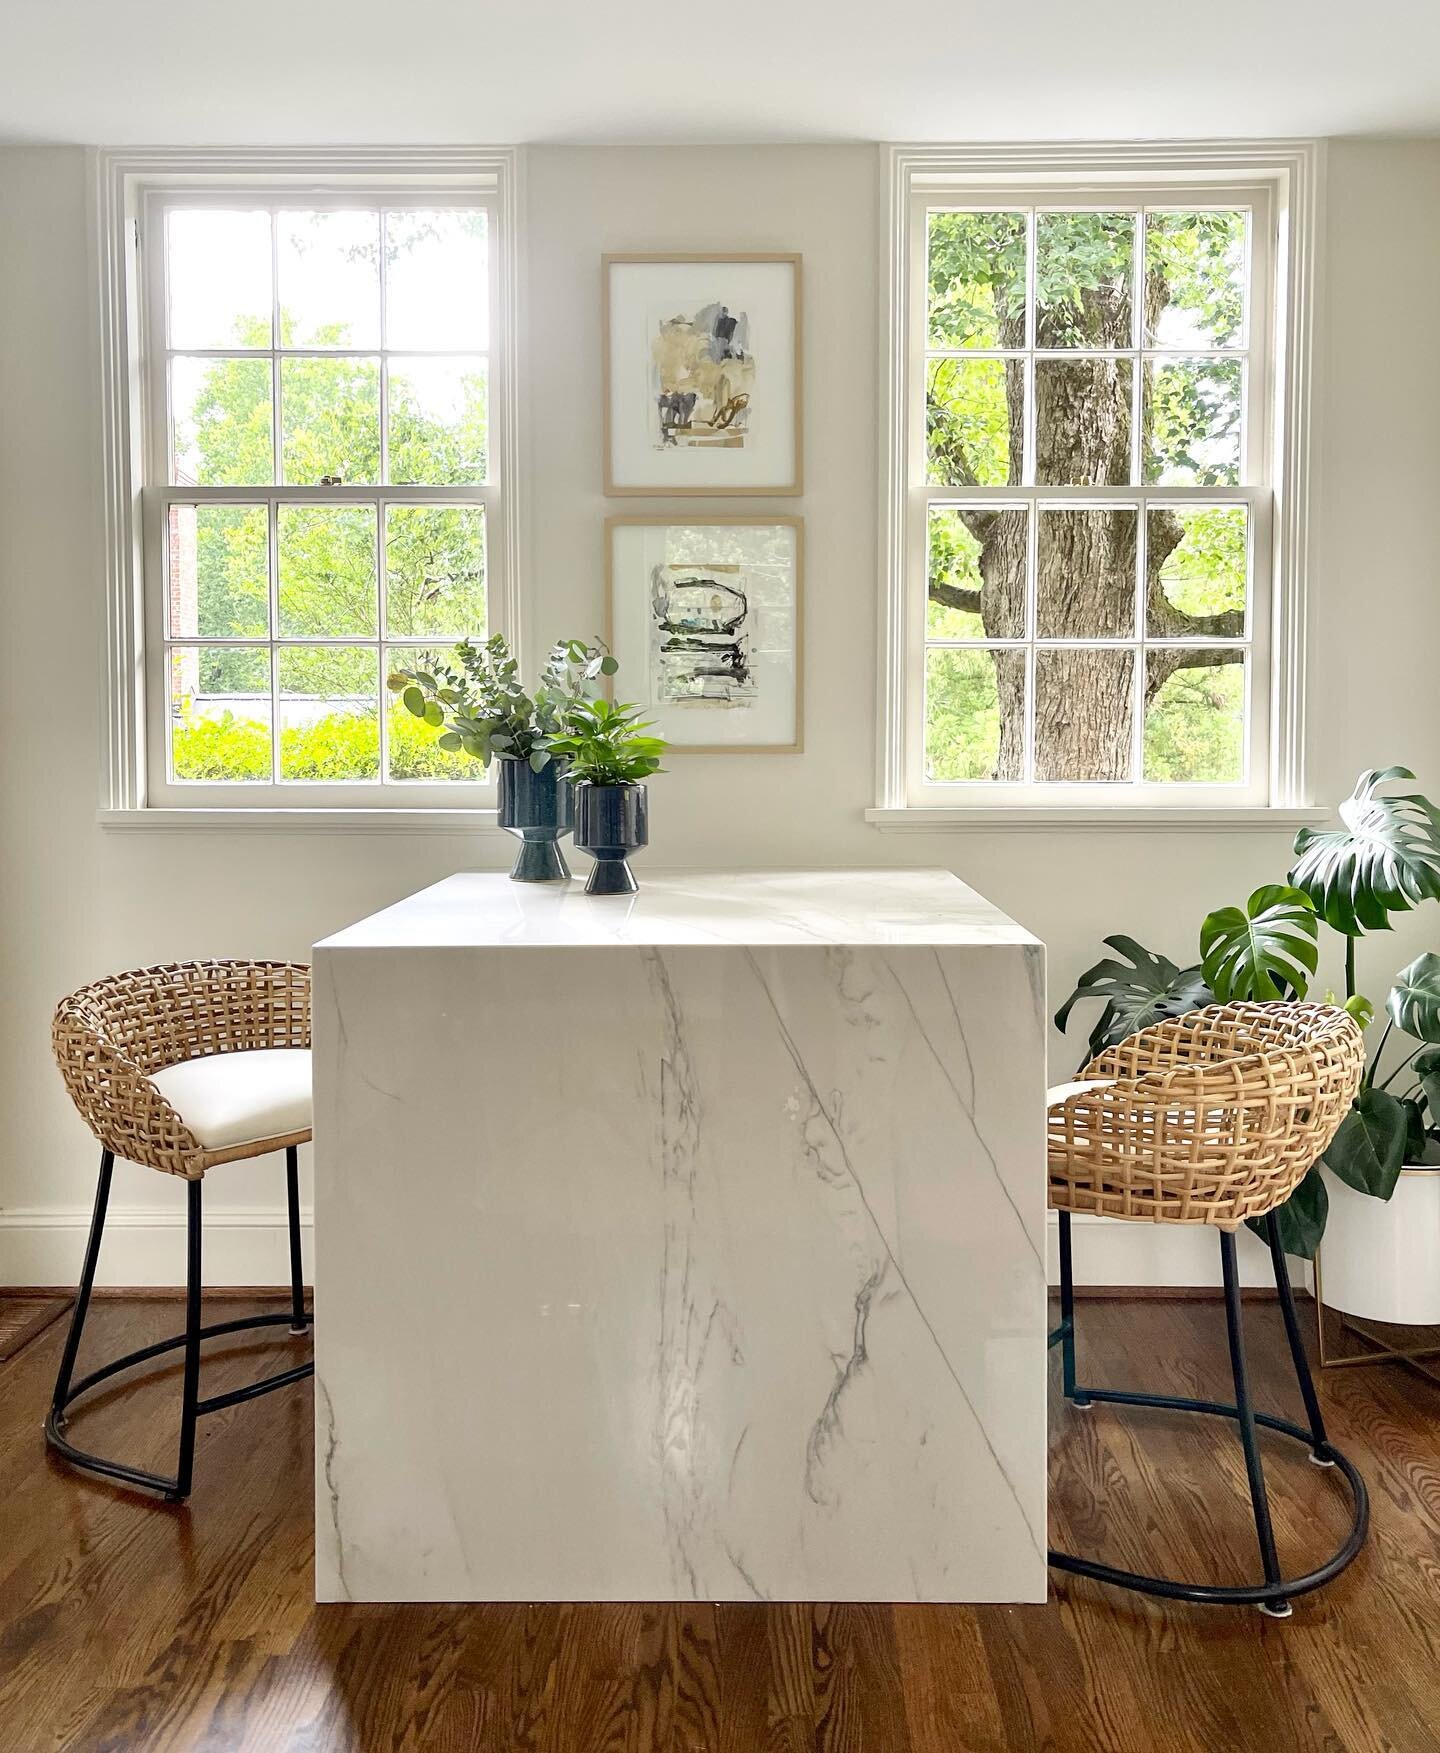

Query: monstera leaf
left=1248, top=1162, right=1329, bottom=1260
left=1054, top=935, right=1212, bottom=1061
left=1412, top=1045, right=1440, bottom=1121
left=1323, top=1087, right=1408, bottom=1202
left=1199, top=885, right=1319, bottom=1002
left=1290, top=767, right=1440, bottom=935
left=1387, top=952, right=1440, bottom=1044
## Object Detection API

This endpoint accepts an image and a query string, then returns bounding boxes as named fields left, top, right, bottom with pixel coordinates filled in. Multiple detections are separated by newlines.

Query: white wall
left=1, top=141, right=1436, bottom=1287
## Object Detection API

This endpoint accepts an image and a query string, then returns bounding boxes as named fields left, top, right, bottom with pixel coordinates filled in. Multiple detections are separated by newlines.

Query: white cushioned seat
left=150, top=1048, right=312, bottom=1151
left=1047, top=1079, right=1115, bottom=1106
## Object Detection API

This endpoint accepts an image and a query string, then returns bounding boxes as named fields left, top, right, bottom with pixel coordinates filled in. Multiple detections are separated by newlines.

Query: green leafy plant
left=545, top=697, right=666, bottom=787
left=1199, top=884, right=1319, bottom=1002
left=1053, top=937, right=1213, bottom=1062
left=1290, top=767, right=1440, bottom=938
left=1054, top=768, right=1440, bottom=1258
left=386, top=634, right=617, bottom=772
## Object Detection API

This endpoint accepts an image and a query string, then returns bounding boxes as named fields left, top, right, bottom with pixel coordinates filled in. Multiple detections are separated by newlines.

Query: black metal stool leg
left=45, top=1153, right=314, bottom=1502
left=285, top=1145, right=309, bottom=1335
left=50, top=1149, right=114, bottom=1427
left=1265, top=1212, right=1333, bottom=1465
left=1048, top=1218, right=1367, bottom=1613
left=1058, top=1210, right=1089, bottom=1408
left=169, top=1179, right=204, bottom=1502
left=1220, top=1228, right=1289, bottom=1617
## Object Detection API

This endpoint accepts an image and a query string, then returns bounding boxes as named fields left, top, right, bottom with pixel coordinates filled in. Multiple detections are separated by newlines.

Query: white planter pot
left=1319, top=1161, right=1440, bottom=1326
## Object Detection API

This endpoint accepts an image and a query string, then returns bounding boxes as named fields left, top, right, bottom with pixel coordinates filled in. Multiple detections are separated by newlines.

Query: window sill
left=98, top=807, right=504, bottom=835
left=864, top=805, right=1331, bottom=834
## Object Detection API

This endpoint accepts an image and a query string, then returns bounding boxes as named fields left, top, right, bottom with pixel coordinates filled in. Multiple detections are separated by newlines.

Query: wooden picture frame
left=605, top=515, right=804, bottom=754
left=602, top=253, right=803, bottom=497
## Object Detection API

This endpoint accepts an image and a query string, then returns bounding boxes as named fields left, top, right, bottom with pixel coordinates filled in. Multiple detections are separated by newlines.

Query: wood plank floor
left=1, top=1294, right=1437, bottom=1752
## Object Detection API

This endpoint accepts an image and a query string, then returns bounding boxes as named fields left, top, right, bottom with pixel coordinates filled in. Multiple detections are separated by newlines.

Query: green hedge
left=172, top=707, right=484, bottom=782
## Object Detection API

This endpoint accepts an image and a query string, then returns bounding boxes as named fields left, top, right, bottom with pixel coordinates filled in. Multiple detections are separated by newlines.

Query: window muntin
left=142, top=191, right=500, bottom=800
left=911, top=189, right=1271, bottom=801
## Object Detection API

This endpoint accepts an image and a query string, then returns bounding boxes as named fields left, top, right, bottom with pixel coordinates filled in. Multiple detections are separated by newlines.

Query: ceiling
left=2, top=0, right=1437, bottom=147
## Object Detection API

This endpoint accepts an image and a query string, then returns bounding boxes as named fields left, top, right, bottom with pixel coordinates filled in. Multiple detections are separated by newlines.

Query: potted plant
left=388, top=635, right=617, bottom=883
left=1054, top=767, right=1440, bottom=1301
left=545, top=697, right=666, bottom=896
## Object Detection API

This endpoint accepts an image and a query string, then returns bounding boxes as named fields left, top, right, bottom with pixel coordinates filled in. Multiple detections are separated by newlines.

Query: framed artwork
left=606, top=516, right=804, bottom=753
left=602, top=254, right=802, bottom=496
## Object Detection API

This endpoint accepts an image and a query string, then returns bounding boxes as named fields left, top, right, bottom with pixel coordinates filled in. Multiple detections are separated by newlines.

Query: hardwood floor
left=1, top=1293, right=1438, bottom=1752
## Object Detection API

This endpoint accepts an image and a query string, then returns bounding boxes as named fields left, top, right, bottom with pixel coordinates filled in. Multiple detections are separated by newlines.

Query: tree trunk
left=933, top=253, right=1243, bottom=782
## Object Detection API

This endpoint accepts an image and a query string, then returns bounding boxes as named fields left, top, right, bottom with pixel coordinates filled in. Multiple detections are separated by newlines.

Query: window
left=875, top=145, right=1321, bottom=822
left=98, top=151, right=517, bottom=815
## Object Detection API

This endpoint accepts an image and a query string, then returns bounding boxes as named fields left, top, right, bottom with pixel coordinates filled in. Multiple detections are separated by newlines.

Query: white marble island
left=312, top=869, right=1047, bottom=1603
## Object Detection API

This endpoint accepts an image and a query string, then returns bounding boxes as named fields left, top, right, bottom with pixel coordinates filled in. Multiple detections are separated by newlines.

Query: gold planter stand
left=1314, top=1249, right=1440, bottom=1386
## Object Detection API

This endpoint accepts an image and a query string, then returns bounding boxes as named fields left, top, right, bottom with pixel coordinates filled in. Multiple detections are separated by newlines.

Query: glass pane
left=1037, top=508, right=1138, bottom=638
left=171, top=357, right=273, bottom=486
left=385, top=645, right=488, bottom=782
left=1034, top=358, right=1133, bottom=485
left=277, top=505, right=377, bottom=636
left=167, top=210, right=271, bottom=349
left=926, top=211, right=1027, bottom=349
left=167, top=505, right=269, bottom=639
left=1148, top=506, right=1247, bottom=637
left=925, top=648, right=1024, bottom=782
left=277, top=209, right=381, bottom=348
left=387, top=357, right=488, bottom=484
left=1035, top=212, right=1135, bottom=348
left=926, top=358, right=1019, bottom=487
left=1144, top=651, right=1246, bottom=783
left=170, top=646, right=271, bottom=782
left=280, top=356, right=380, bottom=485
left=1034, top=648, right=1135, bottom=782
left=1143, top=357, right=1242, bottom=486
left=927, top=506, right=1026, bottom=638
left=384, top=209, right=488, bottom=350
left=279, top=646, right=379, bottom=781
left=384, top=506, right=487, bottom=638
left=1145, top=210, right=1247, bottom=349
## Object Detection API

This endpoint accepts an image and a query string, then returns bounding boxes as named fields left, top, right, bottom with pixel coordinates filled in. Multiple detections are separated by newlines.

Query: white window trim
left=93, top=145, right=524, bottom=828
left=869, top=139, right=1326, bottom=832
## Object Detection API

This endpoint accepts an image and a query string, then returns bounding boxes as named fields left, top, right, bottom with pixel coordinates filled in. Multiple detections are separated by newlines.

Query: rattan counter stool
left=1048, top=1001, right=1369, bottom=1618
left=47, top=960, right=314, bottom=1502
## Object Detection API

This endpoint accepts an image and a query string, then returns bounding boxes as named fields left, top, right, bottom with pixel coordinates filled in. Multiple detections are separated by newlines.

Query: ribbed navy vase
left=496, top=757, right=574, bottom=883
left=573, top=782, right=649, bottom=896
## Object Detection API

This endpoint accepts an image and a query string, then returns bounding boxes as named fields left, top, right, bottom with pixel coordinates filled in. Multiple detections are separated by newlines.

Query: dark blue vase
left=497, top=757, right=574, bottom=883
left=573, top=782, right=649, bottom=896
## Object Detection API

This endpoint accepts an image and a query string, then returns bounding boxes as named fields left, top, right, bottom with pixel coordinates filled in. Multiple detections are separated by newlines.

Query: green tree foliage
left=171, top=250, right=489, bottom=779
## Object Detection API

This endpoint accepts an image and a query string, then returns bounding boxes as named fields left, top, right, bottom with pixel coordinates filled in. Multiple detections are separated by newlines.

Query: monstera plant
left=1055, top=767, right=1440, bottom=1258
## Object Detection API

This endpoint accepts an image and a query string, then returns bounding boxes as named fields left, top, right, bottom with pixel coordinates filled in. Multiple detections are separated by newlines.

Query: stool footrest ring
left=45, top=1310, right=314, bottom=1500
left=1048, top=1387, right=1368, bottom=1609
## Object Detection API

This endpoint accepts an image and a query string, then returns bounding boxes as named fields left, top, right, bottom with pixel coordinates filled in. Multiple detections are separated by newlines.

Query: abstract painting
left=649, top=564, right=758, bottom=703
left=650, top=303, right=754, bottom=450
left=607, top=517, right=803, bottom=751
left=604, top=256, right=801, bottom=495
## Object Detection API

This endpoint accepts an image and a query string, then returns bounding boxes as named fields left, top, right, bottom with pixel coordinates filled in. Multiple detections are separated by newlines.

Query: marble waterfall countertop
left=312, top=869, right=1048, bottom=1603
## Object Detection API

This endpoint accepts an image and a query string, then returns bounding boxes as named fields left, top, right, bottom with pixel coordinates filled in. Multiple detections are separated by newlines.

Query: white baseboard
left=2, top=1203, right=1286, bottom=1291
left=0, top=1204, right=313, bottom=1288
left=1047, top=1211, right=1303, bottom=1288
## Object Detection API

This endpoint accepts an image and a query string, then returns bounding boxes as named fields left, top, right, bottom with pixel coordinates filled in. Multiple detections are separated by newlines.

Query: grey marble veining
left=313, top=871, right=1048, bottom=1603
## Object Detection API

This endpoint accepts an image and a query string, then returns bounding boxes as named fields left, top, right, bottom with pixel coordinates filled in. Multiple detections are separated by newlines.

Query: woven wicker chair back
left=52, top=960, right=311, bottom=1178
left=1047, top=1002, right=1366, bottom=1228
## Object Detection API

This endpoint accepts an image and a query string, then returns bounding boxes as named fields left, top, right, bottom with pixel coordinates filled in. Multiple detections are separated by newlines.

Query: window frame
left=95, top=147, right=522, bottom=822
left=871, top=141, right=1326, bottom=830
